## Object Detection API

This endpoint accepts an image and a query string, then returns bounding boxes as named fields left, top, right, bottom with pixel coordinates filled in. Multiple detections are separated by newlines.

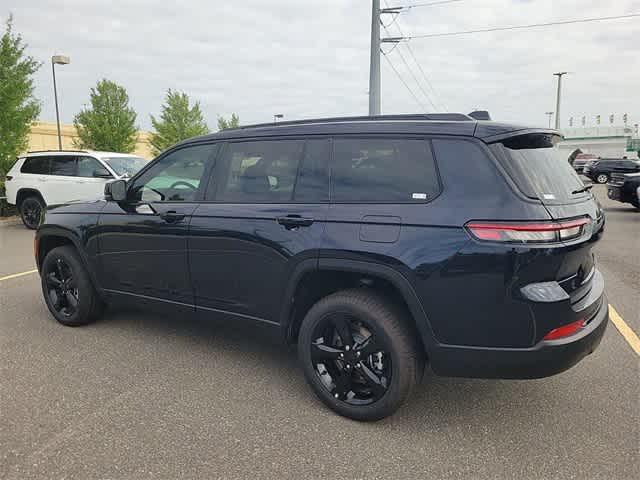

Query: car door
left=96, top=143, right=218, bottom=309
left=189, top=137, right=329, bottom=324
left=74, top=156, right=114, bottom=200
left=48, top=155, right=80, bottom=204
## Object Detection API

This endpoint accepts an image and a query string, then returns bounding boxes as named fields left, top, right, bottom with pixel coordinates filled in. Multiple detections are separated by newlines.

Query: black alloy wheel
left=40, top=246, right=104, bottom=326
left=44, top=257, right=80, bottom=318
left=298, top=289, right=424, bottom=421
left=310, top=313, right=391, bottom=405
left=20, top=197, right=44, bottom=229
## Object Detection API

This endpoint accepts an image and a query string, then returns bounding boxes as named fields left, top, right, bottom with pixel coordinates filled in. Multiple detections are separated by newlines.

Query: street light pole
left=553, top=72, right=567, bottom=130
left=368, top=0, right=381, bottom=116
left=273, top=113, right=284, bottom=124
left=51, top=55, right=70, bottom=150
left=545, top=111, right=554, bottom=128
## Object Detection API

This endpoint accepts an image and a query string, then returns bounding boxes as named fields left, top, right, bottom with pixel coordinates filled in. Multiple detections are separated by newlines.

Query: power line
left=382, top=0, right=447, bottom=111
left=381, top=51, right=427, bottom=111
left=382, top=24, right=438, bottom=111
left=405, top=43, right=447, bottom=111
left=395, top=0, right=466, bottom=9
left=402, top=13, right=640, bottom=39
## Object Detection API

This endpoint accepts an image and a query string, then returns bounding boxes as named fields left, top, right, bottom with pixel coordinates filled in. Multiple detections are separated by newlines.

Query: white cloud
left=5, top=0, right=639, bottom=130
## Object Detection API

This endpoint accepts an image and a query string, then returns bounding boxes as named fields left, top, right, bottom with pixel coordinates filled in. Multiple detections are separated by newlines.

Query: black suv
left=583, top=157, right=640, bottom=184
left=35, top=114, right=608, bottom=421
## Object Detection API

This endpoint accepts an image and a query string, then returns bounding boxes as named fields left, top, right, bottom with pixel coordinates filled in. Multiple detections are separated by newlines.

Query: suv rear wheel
left=41, top=246, right=104, bottom=326
left=20, top=196, right=45, bottom=229
left=595, top=173, right=609, bottom=184
left=298, top=289, right=424, bottom=421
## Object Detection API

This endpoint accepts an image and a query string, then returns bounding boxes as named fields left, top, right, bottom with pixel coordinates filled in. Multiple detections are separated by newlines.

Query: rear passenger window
left=50, top=156, right=77, bottom=176
left=331, top=138, right=440, bottom=202
left=20, top=157, right=50, bottom=174
left=216, top=140, right=304, bottom=202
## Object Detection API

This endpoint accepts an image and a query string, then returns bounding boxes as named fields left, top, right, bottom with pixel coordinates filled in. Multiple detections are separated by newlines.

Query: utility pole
left=553, top=72, right=568, bottom=130
left=368, top=0, right=381, bottom=116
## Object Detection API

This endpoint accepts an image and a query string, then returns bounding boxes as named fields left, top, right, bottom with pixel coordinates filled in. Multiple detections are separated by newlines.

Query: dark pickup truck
left=607, top=172, right=640, bottom=209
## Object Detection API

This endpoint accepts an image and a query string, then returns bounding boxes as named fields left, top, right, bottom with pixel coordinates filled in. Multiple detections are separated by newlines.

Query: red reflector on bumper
left=543, top=319, right=586, bottom=341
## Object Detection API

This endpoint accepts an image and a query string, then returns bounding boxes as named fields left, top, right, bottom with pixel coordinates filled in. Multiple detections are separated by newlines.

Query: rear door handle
left=160, top=211, right=186, bottom=223
left=277, top=215, right=314, bottom=229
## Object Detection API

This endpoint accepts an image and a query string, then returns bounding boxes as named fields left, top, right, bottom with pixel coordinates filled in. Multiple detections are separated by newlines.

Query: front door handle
left=160, top=211, right=186, bottom=223
left=277, top=215, right=314, bottom=229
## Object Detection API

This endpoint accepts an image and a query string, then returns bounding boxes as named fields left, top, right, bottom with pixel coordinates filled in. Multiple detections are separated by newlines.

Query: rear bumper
left=429, top=294, right=609, bottom=379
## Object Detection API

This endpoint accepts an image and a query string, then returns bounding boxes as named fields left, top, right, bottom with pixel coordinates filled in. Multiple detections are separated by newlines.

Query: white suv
left=5, top=150, right=148, bottom=229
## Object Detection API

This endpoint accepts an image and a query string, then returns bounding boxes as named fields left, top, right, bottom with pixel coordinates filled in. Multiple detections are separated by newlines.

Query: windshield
left=490, top=134, right=587, bottom=203
left=103, top=156, right=148, bottom=177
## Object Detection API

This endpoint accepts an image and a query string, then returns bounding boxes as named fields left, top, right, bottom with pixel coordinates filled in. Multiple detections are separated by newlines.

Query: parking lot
left=0, top=186, right=638, bottom=479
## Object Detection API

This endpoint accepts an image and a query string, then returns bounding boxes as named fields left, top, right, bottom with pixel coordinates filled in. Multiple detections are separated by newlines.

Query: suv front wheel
left=298, top=289, right=424, bottom=421
left=20, top=196, right=45, bottom=229
left=41, top=246, right=105, bottom=326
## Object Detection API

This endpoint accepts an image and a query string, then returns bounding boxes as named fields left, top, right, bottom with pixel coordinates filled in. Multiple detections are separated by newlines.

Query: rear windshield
left=490, top=134, right=587, bottom=203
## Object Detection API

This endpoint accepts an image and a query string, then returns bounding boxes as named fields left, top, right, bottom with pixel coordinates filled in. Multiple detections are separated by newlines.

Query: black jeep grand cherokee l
left=35, top=114, right=608, bottom=421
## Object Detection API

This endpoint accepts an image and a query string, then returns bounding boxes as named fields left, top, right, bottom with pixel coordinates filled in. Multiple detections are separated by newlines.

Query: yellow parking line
left=0, top=269, right=38, bottom=282
left=609, top=304, right=640, bottom=356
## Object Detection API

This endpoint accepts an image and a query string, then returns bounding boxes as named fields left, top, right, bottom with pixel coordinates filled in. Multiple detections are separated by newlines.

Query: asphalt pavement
left=0, top=185, right=638, bottom=479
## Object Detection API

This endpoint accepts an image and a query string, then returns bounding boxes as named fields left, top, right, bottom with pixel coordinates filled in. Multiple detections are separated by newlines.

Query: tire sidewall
left=41, top=246, right=95, bottom=326
left=298, top=292, right=416, bottom=421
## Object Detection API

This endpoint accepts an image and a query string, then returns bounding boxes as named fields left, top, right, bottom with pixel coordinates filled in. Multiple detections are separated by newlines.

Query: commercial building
left=559, top=125, right=639, bottom=160
left=26, top=121, right=154, bottom=159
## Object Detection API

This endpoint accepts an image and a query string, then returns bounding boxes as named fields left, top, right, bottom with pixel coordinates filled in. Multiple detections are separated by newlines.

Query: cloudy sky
left=5, top=0, right=639, bottom=130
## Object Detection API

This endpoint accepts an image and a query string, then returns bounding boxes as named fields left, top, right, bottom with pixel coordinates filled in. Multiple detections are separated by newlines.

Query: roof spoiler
left=468, top=110, right=491, bottom=121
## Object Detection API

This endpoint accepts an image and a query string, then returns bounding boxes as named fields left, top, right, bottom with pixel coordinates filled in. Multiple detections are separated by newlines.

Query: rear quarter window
left=331, top=137, right=440, bottom=203
left=20, top=156, right=50, bottom=174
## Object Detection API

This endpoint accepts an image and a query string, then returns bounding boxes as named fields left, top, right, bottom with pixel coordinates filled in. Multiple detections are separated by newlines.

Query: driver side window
left=130, top=144, right=216, bottom=202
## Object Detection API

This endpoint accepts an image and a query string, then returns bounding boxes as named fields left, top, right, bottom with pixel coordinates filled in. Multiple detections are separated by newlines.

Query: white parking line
left=0, top=269, right=38, bottom=282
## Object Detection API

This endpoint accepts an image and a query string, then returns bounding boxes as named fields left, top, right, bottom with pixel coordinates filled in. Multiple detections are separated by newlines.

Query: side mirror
left=93, top=166, right=113, bottom=178
left=105, top=179, right=127, bottom=202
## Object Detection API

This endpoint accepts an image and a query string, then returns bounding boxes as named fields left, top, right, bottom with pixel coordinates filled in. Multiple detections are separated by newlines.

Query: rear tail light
left=543, top=319, right=586, bottom=341
left=466, top=217, right=591, bottom=244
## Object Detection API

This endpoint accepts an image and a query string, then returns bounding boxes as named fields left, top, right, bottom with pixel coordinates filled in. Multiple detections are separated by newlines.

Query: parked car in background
left=572, top=153, right=598, bottom=174
left=583, top=157, right=640, bottom=184
left=607, top=172, right=640, bottom=209
left=35, top=114, right=608, bottom=421
left=4, top=150, right=148, bottom=229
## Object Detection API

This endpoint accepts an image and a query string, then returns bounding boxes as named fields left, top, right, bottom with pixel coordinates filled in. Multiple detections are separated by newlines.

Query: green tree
left=217, top=113, right=240, bottom=131
left=149, top=89, right=209, bottom=155
left=73, top=79, right=138, bottom=152
left=0, top=15, right=41, bottom=178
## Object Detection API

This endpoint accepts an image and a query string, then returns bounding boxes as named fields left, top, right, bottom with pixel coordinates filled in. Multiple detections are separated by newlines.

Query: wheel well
left=16, top=189, right=45, bottom=208
left=286, top=269, right=424, bottom=351
left=37, top=235, right=74, bottom=268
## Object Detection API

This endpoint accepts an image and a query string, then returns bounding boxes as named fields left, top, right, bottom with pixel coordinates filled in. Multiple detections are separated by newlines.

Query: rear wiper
left=571, top=184, right=593, bottom=195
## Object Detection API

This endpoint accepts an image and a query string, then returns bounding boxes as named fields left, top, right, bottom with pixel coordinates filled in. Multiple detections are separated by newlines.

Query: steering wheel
left=168, top=181, right=197, bottom=190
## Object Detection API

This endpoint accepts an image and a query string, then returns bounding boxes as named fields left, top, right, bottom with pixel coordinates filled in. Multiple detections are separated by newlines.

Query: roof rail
left=234, top=113, right=475, bottom=130
left=26, top=149, right=89, bottom=154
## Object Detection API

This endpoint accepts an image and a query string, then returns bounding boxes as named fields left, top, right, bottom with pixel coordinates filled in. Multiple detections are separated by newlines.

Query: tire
left=595, top=173, right=609, bottom=184
left=40, top=246, right=104, bottom=326
left=298, top=288, right=424, bottom=421
left=20, top=196, right=45, bottom=229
